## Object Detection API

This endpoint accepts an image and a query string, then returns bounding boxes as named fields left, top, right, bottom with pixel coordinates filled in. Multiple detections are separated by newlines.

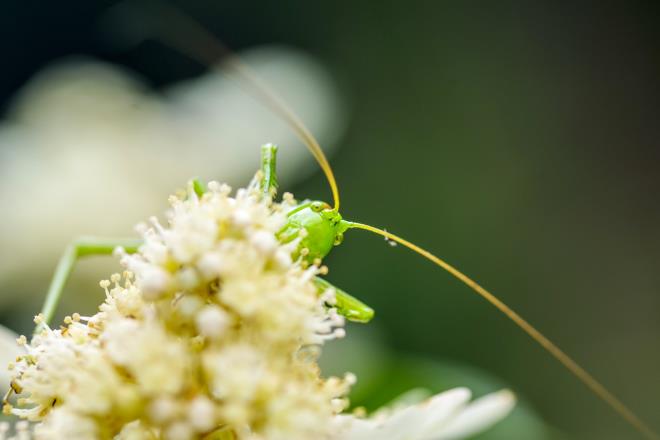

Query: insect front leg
left=260, top=143, right=279, bottom=199
left=38, top=237, right=142, bottom=329
left=313, top=277, right=374, bottom=323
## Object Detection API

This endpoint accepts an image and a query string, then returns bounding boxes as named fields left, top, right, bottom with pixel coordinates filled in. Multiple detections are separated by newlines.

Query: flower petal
left=334, top=388, right=476, bottom=440
left=434, top=389, right=516, bottom=440
left=0, top=324, right=23, bottom=390
left=333, top=415, right=379, bottom=440
left=416, top=388, right=473, bottom=437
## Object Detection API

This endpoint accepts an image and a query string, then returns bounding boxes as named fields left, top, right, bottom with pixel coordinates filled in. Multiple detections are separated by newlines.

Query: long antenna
left=131, top=1, right=341, bottom=211
left=348, top=221, right=658, bottom=440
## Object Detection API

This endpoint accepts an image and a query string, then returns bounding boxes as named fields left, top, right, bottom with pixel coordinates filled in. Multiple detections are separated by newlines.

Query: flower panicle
left=5, top=176, right=353, bottom=440
left=3, top=173, right=515, bottom=439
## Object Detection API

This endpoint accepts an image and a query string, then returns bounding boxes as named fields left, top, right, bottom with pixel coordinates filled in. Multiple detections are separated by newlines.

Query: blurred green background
left=1, top=1, right=659, bottom=439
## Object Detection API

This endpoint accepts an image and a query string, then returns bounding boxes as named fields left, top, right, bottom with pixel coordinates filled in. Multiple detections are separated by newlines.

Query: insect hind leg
left=38, top=237, right=142, bottom=330
left=313, top=277, right=374, bottom=323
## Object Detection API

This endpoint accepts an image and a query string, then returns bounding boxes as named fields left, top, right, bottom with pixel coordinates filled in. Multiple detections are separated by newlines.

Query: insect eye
left=334, top=233, right=344, bottom=246
left=311, top=202, right=323, bottom=212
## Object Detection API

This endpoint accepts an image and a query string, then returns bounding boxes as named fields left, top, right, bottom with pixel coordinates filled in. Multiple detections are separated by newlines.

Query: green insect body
left=261, top=144, right=348, bottom=262
left=261, top=144, right=374, bottom=322
left=276, top=200, right=375, bottom=323
left=277, top=202, right=349, bottom=261
left=201, top=144, right=374, bottom=323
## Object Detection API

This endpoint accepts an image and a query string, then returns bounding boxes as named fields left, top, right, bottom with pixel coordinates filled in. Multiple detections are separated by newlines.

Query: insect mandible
left=32, top=3, right=658, bottom=439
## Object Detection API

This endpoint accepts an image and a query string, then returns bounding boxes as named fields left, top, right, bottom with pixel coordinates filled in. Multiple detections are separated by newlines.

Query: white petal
left=416, top=388, right=473, bottom=437
left=335, top=388, right=474, bottom=440
left=376, top=388, right=471, bottom=440
left=333, top=415, right=379, bottom=440
left=434, top=390, right=516, bottom=440
left=376, top=403, right=432, bottom=440
left=0, top=324, right=24, bottom=390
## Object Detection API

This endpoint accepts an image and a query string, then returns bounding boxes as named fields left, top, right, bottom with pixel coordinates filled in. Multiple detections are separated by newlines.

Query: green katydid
left=34, top=4, right=658, bottom=439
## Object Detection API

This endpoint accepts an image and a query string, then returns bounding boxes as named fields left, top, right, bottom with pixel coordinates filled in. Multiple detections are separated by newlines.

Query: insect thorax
left=277, top=201, right=350, bottom=263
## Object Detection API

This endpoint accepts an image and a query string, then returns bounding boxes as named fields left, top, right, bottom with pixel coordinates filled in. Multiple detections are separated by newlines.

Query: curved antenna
left=131, top=2, right=341, bottom=210
left=348, top=221, right=658, bottom=440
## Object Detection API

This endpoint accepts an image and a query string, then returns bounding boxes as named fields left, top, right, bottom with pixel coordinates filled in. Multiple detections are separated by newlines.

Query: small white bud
left=139, top=267, right=170, bottom=300
left=165, top=421, right=194, bottom=440
left=177, top=267, right=199, bottom=289
left=196, top=305, right=230, bottom=340
left=177, top=295, right=203, bottom=318
left=231, top=209, right=251, bottom=228
left=197, top=252, right=224, bottom=280
left=188, top=396, right=216, bottom=432
left=148, top=397, right=178, bottom=424
left=251, top=230, right=278, bottom=254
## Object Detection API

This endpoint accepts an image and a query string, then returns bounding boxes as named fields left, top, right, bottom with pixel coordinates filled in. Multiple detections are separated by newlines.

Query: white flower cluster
left=4, top=177, right=351, bottom=440
left=3, top=174, right=516, bottom=440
